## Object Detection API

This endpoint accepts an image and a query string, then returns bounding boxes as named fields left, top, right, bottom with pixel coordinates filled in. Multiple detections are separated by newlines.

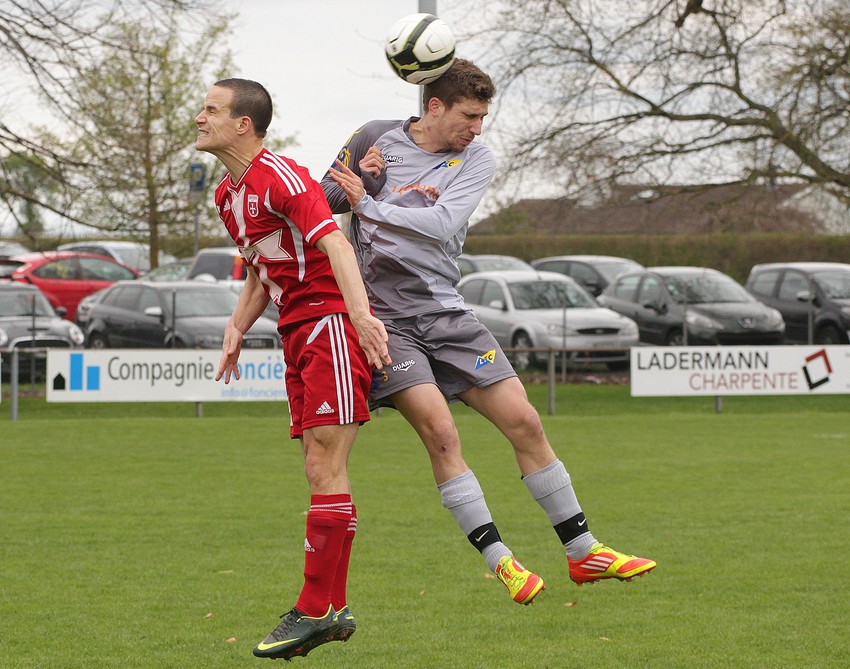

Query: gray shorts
left=370, top=309, right=517, bottom=410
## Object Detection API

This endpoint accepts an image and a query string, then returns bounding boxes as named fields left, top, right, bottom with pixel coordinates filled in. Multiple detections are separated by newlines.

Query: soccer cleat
left=568, top=542, right=656, bottom=585
left=495, top=555, right=545, bottom=605
left=330, top=605, right=357, bottom=642
left=252, top=605, right=339, bottom=660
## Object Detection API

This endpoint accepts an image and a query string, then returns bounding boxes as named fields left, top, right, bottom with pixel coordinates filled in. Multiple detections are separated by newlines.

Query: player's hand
left=351, top=312, right=392, bottom=370
left=330, top=160, right=367, bottom=209
left=216, top=323, right=244, bottom=383
left=359, top=146, right=384, bottom=178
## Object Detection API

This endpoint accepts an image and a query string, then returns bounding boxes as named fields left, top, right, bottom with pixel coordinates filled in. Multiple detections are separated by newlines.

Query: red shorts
left=281, top=313, right=372, bottom=439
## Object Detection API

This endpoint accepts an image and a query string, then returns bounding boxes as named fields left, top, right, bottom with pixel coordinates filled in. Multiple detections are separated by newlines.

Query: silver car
left=457, top=270, right=639, bottom=370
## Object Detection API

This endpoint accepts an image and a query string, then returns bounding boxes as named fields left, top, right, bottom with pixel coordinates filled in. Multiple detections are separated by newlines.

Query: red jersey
left=214, top=149, right=347, bottom=327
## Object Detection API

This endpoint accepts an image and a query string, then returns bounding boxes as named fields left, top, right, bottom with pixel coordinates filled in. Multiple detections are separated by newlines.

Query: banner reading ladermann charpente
left=46, top=349, right=287, bottom=402
left=631, top=346, right=850, bottom=397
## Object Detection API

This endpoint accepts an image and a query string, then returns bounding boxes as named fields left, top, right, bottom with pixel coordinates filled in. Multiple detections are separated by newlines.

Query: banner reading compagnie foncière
left=46, top=349, right=287, bottom=402
left=631, top=345, right=850, bottom=397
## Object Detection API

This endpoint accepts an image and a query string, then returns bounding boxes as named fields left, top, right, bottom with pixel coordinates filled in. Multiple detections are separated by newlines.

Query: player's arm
left=216, top=266, right=271, bottom=384
left=329, top=149, right=495, bottom=244
left=321, top=122, right=390, bottom=213
left=315, top=230, right=391, bottom=370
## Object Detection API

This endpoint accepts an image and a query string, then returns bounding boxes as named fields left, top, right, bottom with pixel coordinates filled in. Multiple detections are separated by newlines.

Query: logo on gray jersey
left=384, top=154, right=403, bottom=164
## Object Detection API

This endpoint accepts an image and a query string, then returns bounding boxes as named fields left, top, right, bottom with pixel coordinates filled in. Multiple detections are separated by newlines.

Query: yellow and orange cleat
left=568, top=543, right=656, bottom=585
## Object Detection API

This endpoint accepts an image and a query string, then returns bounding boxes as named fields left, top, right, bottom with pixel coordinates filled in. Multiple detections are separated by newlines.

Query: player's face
left=435, top=98, right=489, bottom=153
left=194, top=86, right=240, bottom=153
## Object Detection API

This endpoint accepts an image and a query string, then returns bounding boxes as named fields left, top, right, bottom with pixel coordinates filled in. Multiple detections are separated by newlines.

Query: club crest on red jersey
left=247, top=193, right=259, bottom=218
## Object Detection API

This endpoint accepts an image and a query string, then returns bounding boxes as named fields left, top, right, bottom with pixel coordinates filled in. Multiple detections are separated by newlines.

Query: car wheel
left=511, top=331, right=537, bottom=371
left=88, top=332, right=108, bottom=349
left=815, top=324, right=844, bottom=345
left=665, top=328, right=684, bottom=346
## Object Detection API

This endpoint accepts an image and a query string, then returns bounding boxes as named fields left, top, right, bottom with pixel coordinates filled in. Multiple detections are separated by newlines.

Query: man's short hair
left=422, top=59, right=495, bottom=109
left=214, top=78, right=273, bottom=137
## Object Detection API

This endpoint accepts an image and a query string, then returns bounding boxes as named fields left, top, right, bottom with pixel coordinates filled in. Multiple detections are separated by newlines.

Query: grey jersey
left=321, top=118, right=496, bottom=320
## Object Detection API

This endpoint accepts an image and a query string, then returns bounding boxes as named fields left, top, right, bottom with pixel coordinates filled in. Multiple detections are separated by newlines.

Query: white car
left=457, top=270, right=640, bottom=370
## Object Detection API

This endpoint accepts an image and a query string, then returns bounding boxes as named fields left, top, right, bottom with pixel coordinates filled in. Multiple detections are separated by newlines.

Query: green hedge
left=463, top=232, right=850, bottom=283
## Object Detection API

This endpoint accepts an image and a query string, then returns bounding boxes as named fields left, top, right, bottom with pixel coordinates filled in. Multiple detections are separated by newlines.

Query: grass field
left=2, top=384, right=849, bottom=668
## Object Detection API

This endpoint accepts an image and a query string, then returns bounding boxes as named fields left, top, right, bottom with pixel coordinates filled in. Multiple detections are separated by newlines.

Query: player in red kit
left=195, top=78, right=390, bottom=661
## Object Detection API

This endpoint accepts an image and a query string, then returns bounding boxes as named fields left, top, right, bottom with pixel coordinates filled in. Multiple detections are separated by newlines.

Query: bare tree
left=462, top=0, right=850, bottom=206
left=0, top=0, right=223, bottom=244
left=43, top=13, right=233, bottom=266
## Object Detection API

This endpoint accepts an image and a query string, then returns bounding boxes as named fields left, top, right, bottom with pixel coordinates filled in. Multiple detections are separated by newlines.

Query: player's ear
left=426, top=97, right=444, bottom=116
left=236, top=115, right=253, bottom=136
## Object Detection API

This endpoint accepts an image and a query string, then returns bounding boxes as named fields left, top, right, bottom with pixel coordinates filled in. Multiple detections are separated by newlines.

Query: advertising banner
left=46, top=349, right=287, bottom=402
left=631, top=345, right=850, bottom=397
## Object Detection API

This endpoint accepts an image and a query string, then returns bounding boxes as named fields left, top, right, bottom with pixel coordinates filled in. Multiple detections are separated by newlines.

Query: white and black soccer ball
left=385, top=13, right=456, bottom=85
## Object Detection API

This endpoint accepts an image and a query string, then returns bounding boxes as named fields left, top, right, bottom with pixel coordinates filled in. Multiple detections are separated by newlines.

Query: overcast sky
left=226, top=0, right=479, bottom=180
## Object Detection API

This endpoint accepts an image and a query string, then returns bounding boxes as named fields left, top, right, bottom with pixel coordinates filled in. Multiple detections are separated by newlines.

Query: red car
left=6, top=251, right=140, bottom=321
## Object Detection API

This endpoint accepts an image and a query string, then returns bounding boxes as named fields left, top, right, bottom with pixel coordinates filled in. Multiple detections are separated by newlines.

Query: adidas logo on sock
left=304, top=538, right=316, bottom=553
left=315, top=402, right=334, bottom=415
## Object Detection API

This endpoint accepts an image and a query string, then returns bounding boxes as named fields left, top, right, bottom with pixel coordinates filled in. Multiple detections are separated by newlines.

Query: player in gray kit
left=323, top=58, right=655, bottom=603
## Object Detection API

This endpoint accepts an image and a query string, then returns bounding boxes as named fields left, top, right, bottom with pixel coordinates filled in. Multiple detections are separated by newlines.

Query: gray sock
left=523, top=460, right=598, bottom=559
left=438, top=470, right=511, bottom=571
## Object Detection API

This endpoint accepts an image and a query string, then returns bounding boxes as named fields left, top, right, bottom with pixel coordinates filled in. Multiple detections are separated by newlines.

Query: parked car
left=457, top=254, right=534, bottom=277
left=745, top=262, right=850, bottom=344
left=84, top=281, right=280, bottom=349
left=599, top=266, right=785, bottom=346
left=6, top=251, right=140, bottom=321
left=0, top=240, right=31, bottom=258
left=56, top=240, right=175, bottom=273
left=142, top=258, right=193, bottom=282
left=530, top=255, right=644, bottom=297
left=457, top=270, right=639, bottom=370
left=185, top=247, right=283, bottom=322
left=186, top=246, right=247, bottom=281
left=0, top=283, right=85, bottom=381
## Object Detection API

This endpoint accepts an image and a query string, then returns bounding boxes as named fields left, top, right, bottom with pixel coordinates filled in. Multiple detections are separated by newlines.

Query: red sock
left=331, top=504, right=357, bottom=611
left=295, top=494, right=352, bottom=617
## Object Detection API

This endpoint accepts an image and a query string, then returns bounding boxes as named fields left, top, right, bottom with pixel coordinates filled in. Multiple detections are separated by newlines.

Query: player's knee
left=421, top=419, right=461, bottom=458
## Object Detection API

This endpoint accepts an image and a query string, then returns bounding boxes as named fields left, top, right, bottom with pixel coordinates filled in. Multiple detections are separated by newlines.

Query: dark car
left=745, top=262, right=850, bottom=344
left=6, top=251, right=140, bottom=321
left=457, top=254, right=534, bottom=277
left=0, top=283, right=85, bottom=380
left=531, top=255, right=644, bottom=297
left=84, top=281, right=280, bottom=349
left=599, top=266, right=785, bottom=345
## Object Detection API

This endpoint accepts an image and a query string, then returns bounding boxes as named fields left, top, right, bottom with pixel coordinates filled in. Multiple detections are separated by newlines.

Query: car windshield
left=174, top=289, right=239, bottom=317
left=509, top=280, right=596, bottom=309
left=0, top=290, right=56, bottom=317
left=814, top=270, right=850, bottom=299
left=664, top=273, right=752, bottom=304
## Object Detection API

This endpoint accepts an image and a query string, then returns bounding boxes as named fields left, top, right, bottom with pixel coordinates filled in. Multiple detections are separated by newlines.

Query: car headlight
left=544, top=323, right=575, bottom=336
left=621, top=318, right=639, bottom=336
left=765, top=308, right=785, bottom=330
left=686, top=311, right=723, bottom=330
left=67, top=324, right=85, bottom=346
left=0, top=327, right=7, bottom=347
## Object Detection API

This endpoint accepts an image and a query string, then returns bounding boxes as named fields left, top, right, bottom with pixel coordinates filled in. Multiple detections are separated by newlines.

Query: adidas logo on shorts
left=315, top=401, right=334, bottom=415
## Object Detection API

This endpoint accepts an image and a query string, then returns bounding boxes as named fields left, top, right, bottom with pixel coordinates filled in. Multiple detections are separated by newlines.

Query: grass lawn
left=2, top=384, right=849, bottom=668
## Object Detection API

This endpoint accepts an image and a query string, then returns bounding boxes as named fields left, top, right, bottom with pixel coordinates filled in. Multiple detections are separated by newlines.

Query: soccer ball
left=385, top=13, right=456, bottom=85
